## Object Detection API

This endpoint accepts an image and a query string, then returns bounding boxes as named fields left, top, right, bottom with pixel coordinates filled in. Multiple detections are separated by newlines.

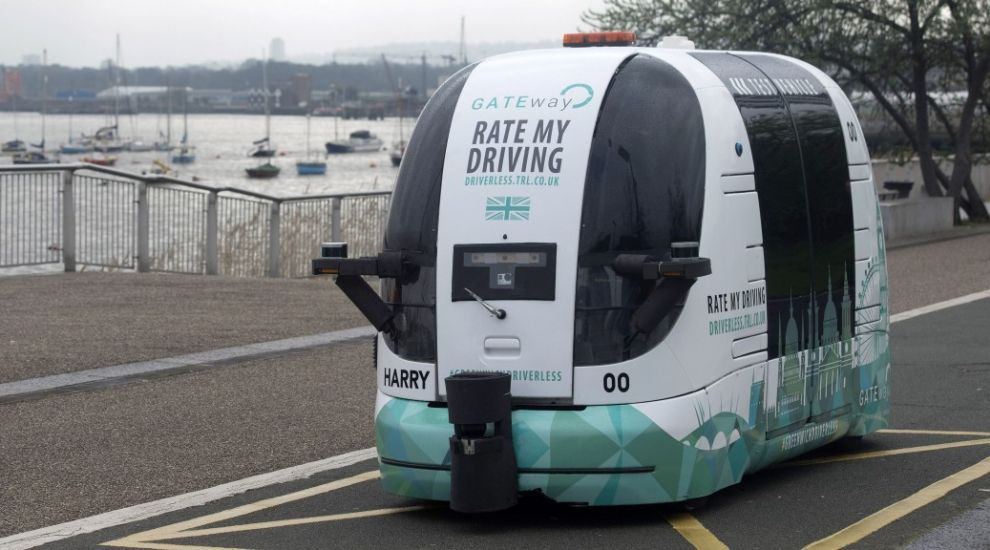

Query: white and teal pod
left=368, top=42, right=890, bottom=505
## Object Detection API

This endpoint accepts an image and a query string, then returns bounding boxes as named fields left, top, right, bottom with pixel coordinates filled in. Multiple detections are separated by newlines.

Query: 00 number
left=603, top=372, right=630, bottom=393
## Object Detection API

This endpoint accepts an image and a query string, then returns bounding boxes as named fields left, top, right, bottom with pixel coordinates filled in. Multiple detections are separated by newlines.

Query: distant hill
left=4, top=59, right=461, bottom=100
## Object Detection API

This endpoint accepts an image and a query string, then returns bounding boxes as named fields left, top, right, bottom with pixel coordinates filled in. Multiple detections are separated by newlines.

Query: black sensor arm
left=311, top=251, right=409, bottom=334
left=612, top=254, right=712, bottom=336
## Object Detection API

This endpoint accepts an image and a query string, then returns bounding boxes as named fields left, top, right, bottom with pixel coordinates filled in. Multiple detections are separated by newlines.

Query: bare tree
left=584, top=0, right=990, bottom=223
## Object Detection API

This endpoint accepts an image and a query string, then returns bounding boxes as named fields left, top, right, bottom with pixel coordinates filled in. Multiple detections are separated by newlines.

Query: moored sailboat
left=247, top=54, right=276, bottom=158
left=81, top=154, right=117, bottom=166
left=245, top=161, right=280, bottom=178
left=3, top=139, right=27, bottom=153
left=14, top=50, right=57, bottom=164
left=2, top=94, right=26, bottom=153
left=92, top=124, right=125, bottom=153
left=246, top=51, right=280, bottom=179
left=171, top=92, right=195, bottom=164
left=59, top=96, right=93, bottom=154
left=13, top=141, right=57, bottom=164
left=295, top=111, right=326, bottom=176
left=60, top=142, right=91, bottom=155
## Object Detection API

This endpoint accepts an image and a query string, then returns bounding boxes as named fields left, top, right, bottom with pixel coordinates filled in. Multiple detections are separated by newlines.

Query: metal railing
left=0, top=164, right=391, bottom=277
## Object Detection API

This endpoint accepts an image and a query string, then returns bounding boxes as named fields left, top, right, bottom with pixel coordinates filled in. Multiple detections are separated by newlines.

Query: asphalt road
left=0, top=232, right=988, bottom=548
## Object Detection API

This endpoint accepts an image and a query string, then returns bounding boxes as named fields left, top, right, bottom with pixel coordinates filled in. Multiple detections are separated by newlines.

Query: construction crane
left=381, top=53, right=434, bottom=100
left=380, top=54, right=399, bottom=95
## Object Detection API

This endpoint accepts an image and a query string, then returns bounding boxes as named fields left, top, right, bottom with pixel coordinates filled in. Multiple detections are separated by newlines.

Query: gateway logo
left=471, top=83, right=594, bottom=112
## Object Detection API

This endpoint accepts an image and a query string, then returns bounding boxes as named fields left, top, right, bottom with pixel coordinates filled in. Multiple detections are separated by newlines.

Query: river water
left=0, top=112, right=414, bottom=196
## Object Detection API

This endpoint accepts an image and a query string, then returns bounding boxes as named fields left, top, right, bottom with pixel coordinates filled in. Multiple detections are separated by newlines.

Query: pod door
left=433, top=49, right=630, bottom=401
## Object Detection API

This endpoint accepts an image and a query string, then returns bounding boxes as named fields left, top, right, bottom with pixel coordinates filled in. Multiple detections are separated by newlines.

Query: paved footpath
left=0, top=272, right=367, bottom=383
left=0, top=232, right=988, bottom=549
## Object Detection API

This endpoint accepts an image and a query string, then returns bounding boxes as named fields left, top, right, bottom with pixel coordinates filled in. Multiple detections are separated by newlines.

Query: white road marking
left=890, top=288, right=990, bottom=324
left=0, top=326, right=376, bottom=400
left=0, top=447, right=378, bottom=550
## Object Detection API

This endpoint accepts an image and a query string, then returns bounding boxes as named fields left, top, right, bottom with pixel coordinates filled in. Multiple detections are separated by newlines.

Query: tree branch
left=830, top=1, right=911, bottom=35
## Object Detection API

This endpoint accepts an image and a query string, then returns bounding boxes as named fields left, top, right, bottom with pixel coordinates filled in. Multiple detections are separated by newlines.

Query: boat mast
left=11, top=94, right=18, bottom=141
left=262, top=50, right=270, bottom=147
left=182, top=88, right=189, bottom=147
left=166, top=71, right=172, bottom=147
left=114, top=34, right=121, bottom=138
left=398, top=92, right=404, bottom=143
left=41, top=49, right=47, bottom=149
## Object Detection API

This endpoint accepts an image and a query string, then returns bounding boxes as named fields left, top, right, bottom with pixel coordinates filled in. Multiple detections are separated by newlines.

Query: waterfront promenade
left=1, top=231, right=989, bottom=549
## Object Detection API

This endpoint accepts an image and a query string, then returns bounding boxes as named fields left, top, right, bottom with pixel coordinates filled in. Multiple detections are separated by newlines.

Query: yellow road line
left=879, top=429, right=990, bottom=437
left=803, top=455, right=990, bottom=550
left=102, top=433, right=989, bottom=549
left=103, top=470, right=380, bottom=548
left=147, top=506, right=429, bottom=541
left=666, top=512, right=730, bottom=550
left=782, top=438, right=990, bottom=467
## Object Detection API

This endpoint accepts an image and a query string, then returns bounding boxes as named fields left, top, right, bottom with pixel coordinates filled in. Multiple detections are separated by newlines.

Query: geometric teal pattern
left=377, top=392, right=863, bottom=505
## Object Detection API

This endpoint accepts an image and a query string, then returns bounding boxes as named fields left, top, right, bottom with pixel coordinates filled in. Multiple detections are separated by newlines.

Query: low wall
left=871, top=157, right=990, bottom=200
left=880, top=196, right=955, bottom=241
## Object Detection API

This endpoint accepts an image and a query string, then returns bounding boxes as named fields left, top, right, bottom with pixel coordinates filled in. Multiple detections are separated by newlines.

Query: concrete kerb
left=885, top=222, right=990, bottom=250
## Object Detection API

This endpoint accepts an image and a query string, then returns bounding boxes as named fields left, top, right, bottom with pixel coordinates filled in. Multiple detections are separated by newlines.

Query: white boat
left=126, top=140, right=154, bottom=152
left=325, top=130, right=384, bottom=154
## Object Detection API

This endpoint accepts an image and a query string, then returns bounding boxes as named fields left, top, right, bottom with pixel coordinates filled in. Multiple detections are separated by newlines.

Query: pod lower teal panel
left=375, top=338, right=889, bottom=506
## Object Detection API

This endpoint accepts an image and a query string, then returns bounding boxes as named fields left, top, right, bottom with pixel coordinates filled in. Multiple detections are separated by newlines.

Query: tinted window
left=739, top=55, right=855, bottom=341
left=381, top=64, right=476, bottom=362
left=574, top=55, right=706, bottom=366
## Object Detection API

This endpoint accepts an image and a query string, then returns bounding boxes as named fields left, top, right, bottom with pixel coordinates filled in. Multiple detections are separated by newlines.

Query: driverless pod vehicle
left=314, top=32, right=891, bottom=512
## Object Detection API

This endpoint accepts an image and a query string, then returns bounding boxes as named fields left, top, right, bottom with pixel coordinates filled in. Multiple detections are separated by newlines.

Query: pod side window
left=574, top=54, right=706, bottom=366
left=381, top=64, right=476, bottom=362
left=691, top=52, right=854, bottom=363
left=738, top=54, right=856, bottom=352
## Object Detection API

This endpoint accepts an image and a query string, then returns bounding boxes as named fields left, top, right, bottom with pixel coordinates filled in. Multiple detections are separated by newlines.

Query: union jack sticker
left=485, top=196, right=531, bottom=221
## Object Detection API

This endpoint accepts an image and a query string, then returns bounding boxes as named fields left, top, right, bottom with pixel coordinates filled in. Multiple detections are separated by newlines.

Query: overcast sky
left=0, top=0, right=606, bottom=67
